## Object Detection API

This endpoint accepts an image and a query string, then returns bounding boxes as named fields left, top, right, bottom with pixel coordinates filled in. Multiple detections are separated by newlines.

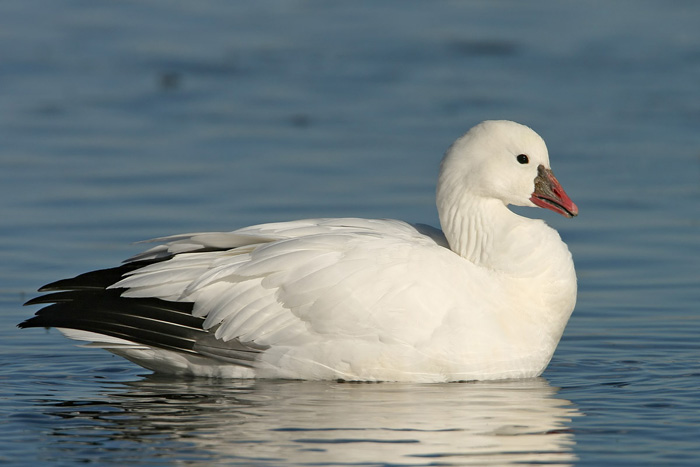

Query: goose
left=19, top=120, right=578, bottom=383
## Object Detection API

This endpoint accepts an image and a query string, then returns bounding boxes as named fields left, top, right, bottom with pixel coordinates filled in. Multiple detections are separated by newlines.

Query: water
left=1, top=0, right=699, bottom=465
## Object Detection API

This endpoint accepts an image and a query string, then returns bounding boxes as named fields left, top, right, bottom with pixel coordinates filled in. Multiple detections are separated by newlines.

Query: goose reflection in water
left=37, top=377, right=580, bottom=465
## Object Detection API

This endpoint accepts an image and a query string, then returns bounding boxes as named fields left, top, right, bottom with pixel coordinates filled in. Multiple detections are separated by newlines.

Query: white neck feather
left=438, top=192, right=510, bottom=266
left=437, top=173, right=533, bottom=272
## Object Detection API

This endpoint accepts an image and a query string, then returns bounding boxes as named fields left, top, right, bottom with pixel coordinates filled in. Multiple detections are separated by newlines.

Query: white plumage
left=21, top=120, right=578, bottom=382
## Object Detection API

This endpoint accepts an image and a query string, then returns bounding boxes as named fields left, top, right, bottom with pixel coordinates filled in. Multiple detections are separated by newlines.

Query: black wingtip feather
left=19, top=289, right=206, bottom=353
left=19, top=250, right=267, bottom=367
left=19, top=255, right=200, bottom=348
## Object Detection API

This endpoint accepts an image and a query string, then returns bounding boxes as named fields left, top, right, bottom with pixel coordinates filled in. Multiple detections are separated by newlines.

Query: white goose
left=20, top=120, right=578, bottom=382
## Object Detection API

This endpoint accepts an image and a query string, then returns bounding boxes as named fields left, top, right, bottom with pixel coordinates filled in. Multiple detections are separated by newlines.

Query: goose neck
left=438, top=194, right=513, bottom=266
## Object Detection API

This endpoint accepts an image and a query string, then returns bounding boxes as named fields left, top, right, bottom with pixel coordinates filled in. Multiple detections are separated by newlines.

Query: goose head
left=438, top=120, right=578, bottom=218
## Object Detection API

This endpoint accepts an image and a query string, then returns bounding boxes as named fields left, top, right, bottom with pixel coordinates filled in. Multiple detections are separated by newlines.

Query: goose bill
left=530, top=165, right=578, bottom=218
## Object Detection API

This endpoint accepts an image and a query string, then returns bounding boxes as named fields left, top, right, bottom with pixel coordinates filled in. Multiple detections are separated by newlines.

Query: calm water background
left=1, top=1, right=699, bottom=465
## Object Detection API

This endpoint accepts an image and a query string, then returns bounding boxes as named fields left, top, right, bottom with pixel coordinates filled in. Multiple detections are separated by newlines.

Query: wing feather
left=200, top=279, right=270, bottom=330
left=52, top=219, right=455, bottom=358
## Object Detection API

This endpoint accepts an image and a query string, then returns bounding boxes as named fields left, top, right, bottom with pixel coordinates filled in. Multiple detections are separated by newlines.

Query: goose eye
left=516, top=154, right=529, bottom=164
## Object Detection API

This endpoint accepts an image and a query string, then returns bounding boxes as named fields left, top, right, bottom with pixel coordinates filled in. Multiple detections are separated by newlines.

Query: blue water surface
left=1, top=1, right=699, bottom=465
